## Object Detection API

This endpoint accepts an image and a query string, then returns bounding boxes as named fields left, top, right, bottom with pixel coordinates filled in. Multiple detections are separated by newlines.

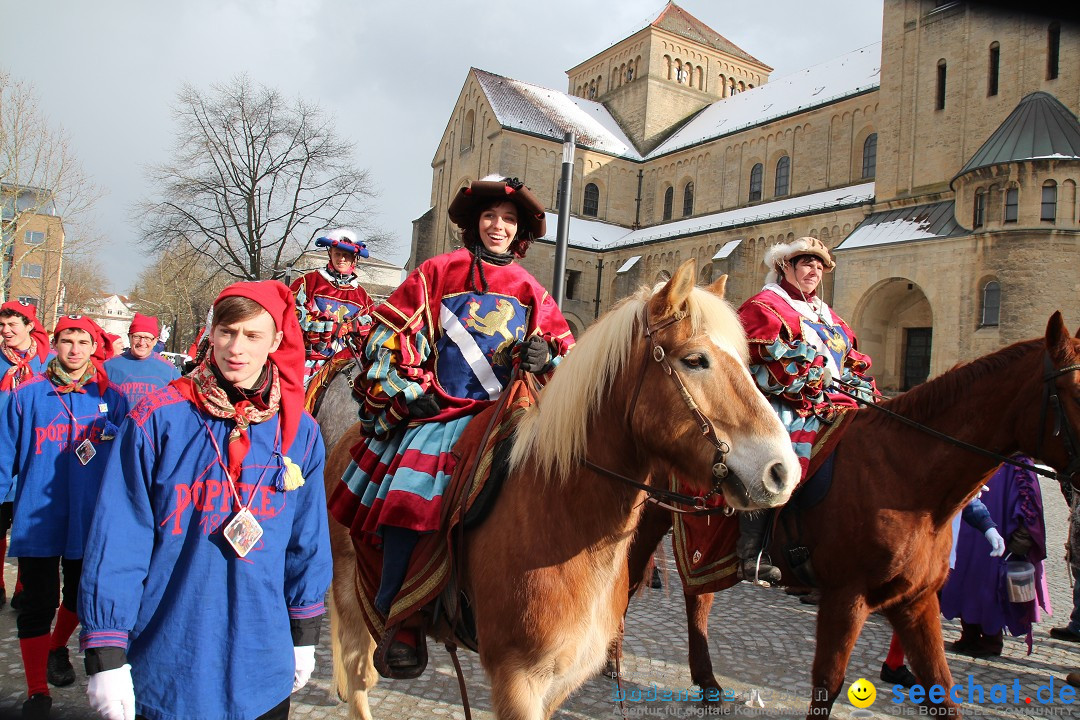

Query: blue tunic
left=0, top=348, right=53, bottom=502
left=78, top=385, right=333, bottom=720
left=104, top=351, right=180, bottom=406
left=0, top=374, right=128, bottom=558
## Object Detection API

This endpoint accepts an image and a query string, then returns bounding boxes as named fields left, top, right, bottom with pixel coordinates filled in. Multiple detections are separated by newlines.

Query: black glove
left=1006, top=525, right=1034, bottom=557
left=519, top=336, right=552, bottom=374
left=406, top=394, right=440, bottom=419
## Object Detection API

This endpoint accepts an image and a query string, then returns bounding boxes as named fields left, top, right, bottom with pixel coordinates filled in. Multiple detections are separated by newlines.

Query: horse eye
left=682, top=353, right=709, bottom=370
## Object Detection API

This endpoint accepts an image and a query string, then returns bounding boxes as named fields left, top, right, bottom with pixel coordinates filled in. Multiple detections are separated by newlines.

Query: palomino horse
left=324, top=260, right=802, bottom=719
left=623, top=313, right=1080, bottom=719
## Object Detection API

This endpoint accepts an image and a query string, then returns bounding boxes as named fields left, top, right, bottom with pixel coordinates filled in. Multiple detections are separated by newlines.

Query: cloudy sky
left=4, top=0, right=883, bottom=292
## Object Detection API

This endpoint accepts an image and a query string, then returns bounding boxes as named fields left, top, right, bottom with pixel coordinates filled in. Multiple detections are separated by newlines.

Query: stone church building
left=411, top=0, right=1079, bottom=392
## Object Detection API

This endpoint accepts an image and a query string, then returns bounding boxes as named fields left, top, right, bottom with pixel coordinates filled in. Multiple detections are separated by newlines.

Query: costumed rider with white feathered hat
left=290, top=227, right=374, bottom=386
left=735, top=236, right=877, bottom=585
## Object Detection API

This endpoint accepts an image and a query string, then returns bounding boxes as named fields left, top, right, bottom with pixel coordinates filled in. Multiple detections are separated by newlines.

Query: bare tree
left=59, top=253, right=107, bottom=314
left=0, top=71, right=103, bottom=315
left=138, top=75, right=379, bottom=281
left=129, top=248, right=229, bottom=353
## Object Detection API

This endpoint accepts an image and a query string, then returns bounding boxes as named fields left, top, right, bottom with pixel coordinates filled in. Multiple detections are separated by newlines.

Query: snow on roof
left=475, top=69, right=643, bottom=160
left=616, top=256, right=642, bottom=273
left=538, top=182, right=874, bottom=252
left=649, top=44, right=881, bottom=157
left=713, top=239, right=741, bottom=260
left=835, top=201, right=963, bottom=251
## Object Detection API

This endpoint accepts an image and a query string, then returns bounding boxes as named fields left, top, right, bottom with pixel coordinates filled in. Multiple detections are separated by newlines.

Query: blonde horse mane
left=509, top=281, right=748, bottom=484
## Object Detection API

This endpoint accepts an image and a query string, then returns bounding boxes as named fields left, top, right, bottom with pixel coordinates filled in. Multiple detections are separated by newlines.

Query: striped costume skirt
left=328, top=415, right=474, bottom=544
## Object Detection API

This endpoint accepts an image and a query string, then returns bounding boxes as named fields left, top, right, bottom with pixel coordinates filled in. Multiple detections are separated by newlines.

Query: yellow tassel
left=283, top=456, right=305, bottom=491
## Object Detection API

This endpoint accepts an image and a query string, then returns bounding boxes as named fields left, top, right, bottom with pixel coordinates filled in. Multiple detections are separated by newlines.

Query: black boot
left=649, top=566, right=663, bottom=589
left=46, top=647, right=75, bottom=687
left=22, top=694, right=51, bottom=720
left=737, top=512, right=781, bottom=584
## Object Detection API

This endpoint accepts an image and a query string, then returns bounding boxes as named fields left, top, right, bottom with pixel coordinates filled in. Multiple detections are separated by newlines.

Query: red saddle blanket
left=671, top=406, right=856, bottom=595
left=349, top=378, right=537, bottom=640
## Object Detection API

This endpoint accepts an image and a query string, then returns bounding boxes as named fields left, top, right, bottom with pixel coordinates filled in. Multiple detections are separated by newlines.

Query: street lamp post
left=552, top=131, right=575, bottom=309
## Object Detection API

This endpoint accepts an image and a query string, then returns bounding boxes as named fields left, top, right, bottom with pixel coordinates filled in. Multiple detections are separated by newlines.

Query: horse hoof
left=601, top=659, right=619, bottom=678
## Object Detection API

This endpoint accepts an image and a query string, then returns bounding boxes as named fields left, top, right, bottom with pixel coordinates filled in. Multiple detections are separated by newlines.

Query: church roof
left=835, top=201, right=965, bottom=251
left=650, top=2, right=769, bottom=70
left=473, top=69, right=644, bottom=160
left=956, top=91, right=1080, bottom=177
left=651, top=43, right=880, bottom=157
left=538, top=181, right=875, bottom=251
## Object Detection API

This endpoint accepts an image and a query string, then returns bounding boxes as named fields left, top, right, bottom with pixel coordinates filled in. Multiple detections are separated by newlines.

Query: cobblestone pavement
left=1, top=478, right=1078, bottom=719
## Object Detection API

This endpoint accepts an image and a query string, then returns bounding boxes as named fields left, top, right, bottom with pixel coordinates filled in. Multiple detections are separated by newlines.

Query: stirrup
left=738, top=553, right=781, bottom=586
left=374, top=623, right=429, bottom=680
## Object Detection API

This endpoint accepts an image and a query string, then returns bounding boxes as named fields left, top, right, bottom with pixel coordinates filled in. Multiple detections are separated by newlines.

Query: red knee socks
left=50, top=606, right=79, bottom=651
left=19, top=635, right=50, bottom=697
left=884, top=632, right=905, bottom=670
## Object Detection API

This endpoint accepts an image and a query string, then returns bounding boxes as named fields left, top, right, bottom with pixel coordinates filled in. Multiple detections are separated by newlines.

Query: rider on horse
left=736, top=237, right=876, bottom=583
left=327, top=176, right=574, bottom=673
left=290, top=227, right=374, bottom=386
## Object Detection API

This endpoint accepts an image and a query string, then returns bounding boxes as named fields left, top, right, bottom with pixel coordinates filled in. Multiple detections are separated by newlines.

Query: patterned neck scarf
left=187, top=358, right=281, bottom=481
left=1, top=339, right=37, bottom=391
left=46, top=357, right=97, bottom=394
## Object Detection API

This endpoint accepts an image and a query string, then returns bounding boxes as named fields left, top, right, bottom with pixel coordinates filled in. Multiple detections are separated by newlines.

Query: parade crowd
left=0, top=175, right=1074, bottom=719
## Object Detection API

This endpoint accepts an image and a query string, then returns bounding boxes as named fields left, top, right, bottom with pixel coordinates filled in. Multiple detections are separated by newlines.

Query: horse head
left=1039, top=311, right=1080, bottom=490
left=630, top=259, right=800, bottom=510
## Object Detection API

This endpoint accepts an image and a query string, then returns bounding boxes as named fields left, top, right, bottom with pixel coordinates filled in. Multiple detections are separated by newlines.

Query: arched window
left=862, top=134, right=878, bottom=179
left=1048, top=22, right=1060, bottom=80
left=981, top=281, right=1000, bottom=327
left=719, top=74, right=727, bottom=97
left=682, top=182, right=694, bottom=217
left=973, top=189, right=986, bottom=228
left=936, top=59, right=947, bottom=110
left=696, top=66, right=704, bottom=90
left=1004, top=187, right=1019, bottom=223
left=749, top=163, right=763, bottom=202
left=775, top=156, right=791, bottom=197
left=988, top=42, right=1000, bottom=96
left=583, top=183, right=599, bottom=217
left=460, top=110, right=474, bottom=152
left=685, top=63, right=694, bottom=88
left=1042, top=180, right=1057, bottom=222
left=663, top=186, right=674, bottom=221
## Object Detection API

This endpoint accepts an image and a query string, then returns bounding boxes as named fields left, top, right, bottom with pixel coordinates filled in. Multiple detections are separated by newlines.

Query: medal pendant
left=224, top=507, right=264, bottom=558
left=75, top=439, right=96, bottom=466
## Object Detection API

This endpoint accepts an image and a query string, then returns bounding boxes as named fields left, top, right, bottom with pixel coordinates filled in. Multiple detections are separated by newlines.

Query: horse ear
left=653, top=259, right=697, bottom=316
left=706, top=274, right=728, bottom=299
left=1046, top=311, right=1069, bottom=362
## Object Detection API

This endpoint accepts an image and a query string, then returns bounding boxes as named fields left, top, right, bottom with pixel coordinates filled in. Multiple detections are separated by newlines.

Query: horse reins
left=830, top=355, right=1080, bottom=483
left=584, top=306, right=743, bottom=514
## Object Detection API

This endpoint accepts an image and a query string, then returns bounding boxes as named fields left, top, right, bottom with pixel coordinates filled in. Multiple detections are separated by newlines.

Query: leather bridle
left=1038, top=356, right=1080, bottom=484
left=584, top=305, right=747, bottom=513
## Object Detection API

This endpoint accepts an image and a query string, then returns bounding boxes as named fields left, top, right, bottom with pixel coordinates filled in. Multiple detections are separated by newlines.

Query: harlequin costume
left=104, top=314, right=180, bottom=406
left=735, top=237, right=876, bottom=585
left=328, top=178, right=573, bottom=670
left=79, top=281, right=333, bottom=720
left=290, top=228, right=374, bottom=386
left=0, top=315, right=128, bottom=715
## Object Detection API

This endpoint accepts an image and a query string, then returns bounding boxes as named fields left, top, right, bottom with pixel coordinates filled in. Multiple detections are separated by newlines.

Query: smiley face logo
left=848, top=678, right=876, bottom=708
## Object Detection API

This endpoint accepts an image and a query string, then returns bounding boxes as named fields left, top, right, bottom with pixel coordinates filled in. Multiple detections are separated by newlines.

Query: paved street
left=0, top=477, right=1078, bottom=719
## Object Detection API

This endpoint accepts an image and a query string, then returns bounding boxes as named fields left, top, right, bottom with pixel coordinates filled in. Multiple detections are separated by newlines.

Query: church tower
left=566, top=2, right=772, bottom=154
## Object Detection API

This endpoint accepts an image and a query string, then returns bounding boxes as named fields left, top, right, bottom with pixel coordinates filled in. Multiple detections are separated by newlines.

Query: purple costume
left=940, top=457, right=1050, bottom=651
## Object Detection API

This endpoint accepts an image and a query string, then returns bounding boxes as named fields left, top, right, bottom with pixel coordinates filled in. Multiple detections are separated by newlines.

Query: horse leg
left=883, top=591, right=957, bottom=710
left=489, top=666, right=546, bottom=720
left=806, top=591, right=870, bottom=719
left=327, top=515, right=377, bottom=720
left=685, top=591, right=722, bottom=696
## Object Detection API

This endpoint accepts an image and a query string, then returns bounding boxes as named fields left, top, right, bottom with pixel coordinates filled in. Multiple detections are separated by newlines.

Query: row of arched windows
left=661, top=182, right=695, bottom=221
left=939, top=23, right=1059, bottom=110
left=972, top=180, right=1065, bottom=228
left=574, top=56, right=642, bottom=99
left=661, top=56, right=755, bottom=95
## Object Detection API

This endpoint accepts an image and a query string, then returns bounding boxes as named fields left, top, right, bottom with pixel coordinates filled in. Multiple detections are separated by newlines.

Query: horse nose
left=763, top=461, right=790, bottom=497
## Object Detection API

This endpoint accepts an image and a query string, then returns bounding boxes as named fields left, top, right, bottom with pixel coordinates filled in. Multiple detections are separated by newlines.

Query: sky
left=3, top=0, right=884, bottom=293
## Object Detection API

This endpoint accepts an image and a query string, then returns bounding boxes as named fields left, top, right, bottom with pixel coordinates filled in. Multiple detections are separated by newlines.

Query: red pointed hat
left=213, top=280, right=305, bottom=454
left=129, top=313, right=161, bottom=337
left=51, top=315, right=110, bottom=391
left=1, top=300, right=49, bottom=362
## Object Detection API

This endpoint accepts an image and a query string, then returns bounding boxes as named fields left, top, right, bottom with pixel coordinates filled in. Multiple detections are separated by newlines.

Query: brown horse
left=623, top=312, right=1080, bottom=719
left=324, top=260, right=802, bottom=719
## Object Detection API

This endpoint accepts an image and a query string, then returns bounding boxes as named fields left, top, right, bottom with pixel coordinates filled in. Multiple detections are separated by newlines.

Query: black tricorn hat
left=447, top=177, right=547, bottom=241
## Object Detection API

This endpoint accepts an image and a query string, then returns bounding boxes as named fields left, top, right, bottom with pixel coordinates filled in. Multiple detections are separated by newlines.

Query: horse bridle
left=584, top=305, right=745, bottom=513
left=831, top=354, right=1080, bottom=484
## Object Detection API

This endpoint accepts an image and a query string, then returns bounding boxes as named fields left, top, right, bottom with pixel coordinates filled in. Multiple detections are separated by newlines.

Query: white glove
left=984, top=527, right=1006, bottom=557
left=87, top=664, right=135, bottom=720
left=293, top=645, right=315, bottom=692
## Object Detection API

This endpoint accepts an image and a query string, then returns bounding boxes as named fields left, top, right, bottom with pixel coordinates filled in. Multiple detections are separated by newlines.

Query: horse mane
left=509, top=282, right=748, bottom=484
left=876, top=337, right=1044, bottom=422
